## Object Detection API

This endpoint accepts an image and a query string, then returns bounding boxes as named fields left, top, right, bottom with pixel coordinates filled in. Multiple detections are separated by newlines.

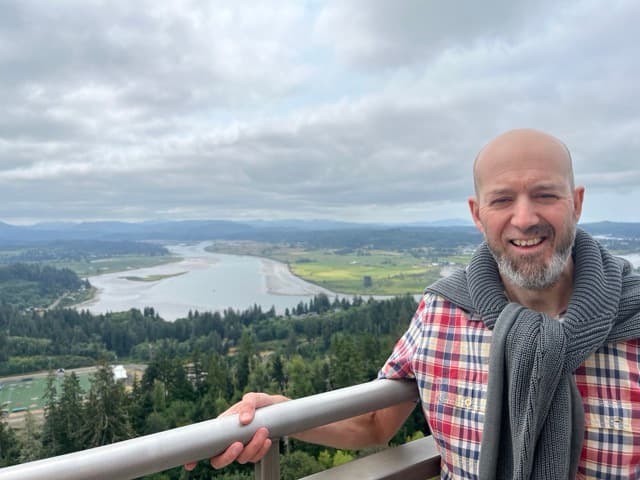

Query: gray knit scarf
left=426, top=229, right=640, bottom=479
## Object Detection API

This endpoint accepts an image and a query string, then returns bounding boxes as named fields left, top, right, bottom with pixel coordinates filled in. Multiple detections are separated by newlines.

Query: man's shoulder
left=424, top=266, right=475, bottom=314
left=418, top=290, right=483, bottom=325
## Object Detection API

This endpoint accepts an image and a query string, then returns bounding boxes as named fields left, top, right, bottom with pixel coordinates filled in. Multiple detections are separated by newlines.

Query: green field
left=0, top=373, right=92, bottom=414
left=208, top=241, right=470, bottom=295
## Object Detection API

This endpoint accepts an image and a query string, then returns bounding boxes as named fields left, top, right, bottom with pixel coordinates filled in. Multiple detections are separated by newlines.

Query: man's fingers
left=210, top=441, right=244, bottom=469
left=237, top=392, right=271, bottom=424
left=219, top=393, right=286, bottom=424
left=234, top=427, right=270, bottom=464
left=186, top=394, right=284, bottom=471
left=247, top=437, right=273, bottom=463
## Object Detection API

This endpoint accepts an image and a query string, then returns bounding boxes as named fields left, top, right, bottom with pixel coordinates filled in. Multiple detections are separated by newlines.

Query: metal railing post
left=255, top=437, right=280, bottom=480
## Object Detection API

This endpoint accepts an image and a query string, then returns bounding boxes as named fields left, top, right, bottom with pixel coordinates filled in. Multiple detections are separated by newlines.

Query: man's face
left=468, top=130, right=584, bottom=290
left=484, top=202, right=577, bottom=290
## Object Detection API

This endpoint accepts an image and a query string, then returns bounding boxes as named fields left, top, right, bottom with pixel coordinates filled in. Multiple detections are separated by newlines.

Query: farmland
left=207, top=240, right=471, bottom=295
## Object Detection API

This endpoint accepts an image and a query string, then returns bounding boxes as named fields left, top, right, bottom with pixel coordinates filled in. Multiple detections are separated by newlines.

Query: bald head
left=473, top=129, right=574, bottom=198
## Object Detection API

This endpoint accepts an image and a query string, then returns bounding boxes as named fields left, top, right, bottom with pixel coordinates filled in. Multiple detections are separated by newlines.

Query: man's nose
left=510, top=198, right=539, bottom=230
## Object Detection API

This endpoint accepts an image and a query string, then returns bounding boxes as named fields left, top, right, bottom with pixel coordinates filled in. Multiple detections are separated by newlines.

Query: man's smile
left=510, top=237, right=545, bottom=248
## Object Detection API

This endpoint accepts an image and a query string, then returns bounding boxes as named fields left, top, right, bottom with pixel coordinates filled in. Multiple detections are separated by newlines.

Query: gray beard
left=491, top=230, right=576, bottom=290
left=495, top=248, right=571, bottom=290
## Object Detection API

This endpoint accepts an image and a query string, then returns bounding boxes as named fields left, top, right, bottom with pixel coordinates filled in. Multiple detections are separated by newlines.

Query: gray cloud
left=0, top=0, right=638, bottom=224
left=314, top=0, right=557, bottom=70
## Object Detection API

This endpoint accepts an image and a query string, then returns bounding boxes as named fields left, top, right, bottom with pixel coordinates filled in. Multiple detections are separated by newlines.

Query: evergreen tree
left=285, top=356, right=314, bottom=398
left=151, top=379, right=167, bottom=413
left=270, top=354, right=286, bottom=393
left=56, top=372, right=85, bottom=454
left=246, top=361, right=273, bottom=393
left=0, top=420, right=20, bottom=467
left=285, top=326, right=298, bottom=356
left=19, top=410, right=43, bottom=462
left=144, top=411, right=169, bottom=435
left=280, top=450, right=323, bottom=480
left=142, top=354, right=195, bottom=404
left=41, top=371, right=60, bottom=455
left=235, top=330, right=256, bottom=394
left=329, top=334, right=362, bottom=389
left=128, top=375, right=154, bottom=435
left=0, top=331, right=8, bottom=363
left=195, top=353, right=232, bottom=420
left=80, top=363, right=132, bottom=447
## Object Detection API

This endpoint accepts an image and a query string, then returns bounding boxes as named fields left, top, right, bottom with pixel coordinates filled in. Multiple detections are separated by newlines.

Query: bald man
left=469, top=129, right=583, bottom=318
left=188, top=130, right=640, bottom=479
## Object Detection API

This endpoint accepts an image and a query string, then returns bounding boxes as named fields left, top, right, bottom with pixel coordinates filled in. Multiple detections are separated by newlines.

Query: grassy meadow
left=0, top=372, right=92, bottom=414
left=208, top=241, right=470, bottom=295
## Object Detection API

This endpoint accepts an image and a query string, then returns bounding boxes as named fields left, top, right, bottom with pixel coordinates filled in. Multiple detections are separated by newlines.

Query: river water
left=620, top=253, right=640, bottom=268
left=77, top=243, right=337, bottom=321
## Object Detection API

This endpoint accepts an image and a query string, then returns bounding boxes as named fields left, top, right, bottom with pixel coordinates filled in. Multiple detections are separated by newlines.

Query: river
left=76, top=243, right=337, bottom=321
left=620, top=253, right=640, bottom=268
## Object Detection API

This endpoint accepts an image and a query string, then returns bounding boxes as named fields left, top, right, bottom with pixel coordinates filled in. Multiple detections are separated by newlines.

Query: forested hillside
left=0, top=294, right=426, bottom=479
left=0, top=263, right=90, bottom=310
left=0, top=240, right=168, bottom=264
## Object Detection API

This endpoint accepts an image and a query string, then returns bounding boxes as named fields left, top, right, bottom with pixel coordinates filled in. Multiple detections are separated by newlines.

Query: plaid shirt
left=379, top=293, right=640, bottom=479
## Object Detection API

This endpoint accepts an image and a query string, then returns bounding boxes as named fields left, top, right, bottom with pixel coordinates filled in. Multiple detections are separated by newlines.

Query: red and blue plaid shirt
left=379, top=293, right=640, bottom=479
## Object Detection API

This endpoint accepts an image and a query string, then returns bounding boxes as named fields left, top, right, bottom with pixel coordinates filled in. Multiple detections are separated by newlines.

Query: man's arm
left=185, top=392, right=417, bottom=470
left=293, top=399, right=417, bottom=449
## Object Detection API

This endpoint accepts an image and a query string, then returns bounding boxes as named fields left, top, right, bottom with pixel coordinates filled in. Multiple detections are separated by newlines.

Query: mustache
left=517, top=224, right=553, bottom=237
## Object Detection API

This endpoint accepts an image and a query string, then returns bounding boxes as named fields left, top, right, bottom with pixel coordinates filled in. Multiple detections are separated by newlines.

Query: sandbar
left=260, top=258, right=336, bottom=296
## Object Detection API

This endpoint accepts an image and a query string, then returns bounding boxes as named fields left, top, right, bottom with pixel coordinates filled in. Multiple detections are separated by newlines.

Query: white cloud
left=0, top=0, right=638, bottom=223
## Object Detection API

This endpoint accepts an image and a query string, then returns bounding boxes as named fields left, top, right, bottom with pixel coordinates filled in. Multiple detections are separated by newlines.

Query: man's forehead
left=474, top=130, right=571, bottom=178
left=484, top=180, right=567, bottom=196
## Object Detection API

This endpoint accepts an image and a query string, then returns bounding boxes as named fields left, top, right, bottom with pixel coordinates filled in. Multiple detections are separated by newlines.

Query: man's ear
left=573, top=186, right=585, bottom=222
left=468, top=196, right=485, bottom=234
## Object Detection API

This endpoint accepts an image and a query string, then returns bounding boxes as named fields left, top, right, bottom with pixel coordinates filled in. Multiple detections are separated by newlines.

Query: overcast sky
left=1, top=1, right=639, bottom=225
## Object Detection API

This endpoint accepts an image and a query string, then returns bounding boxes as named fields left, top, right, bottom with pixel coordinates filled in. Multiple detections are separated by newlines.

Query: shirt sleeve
left=378, top=293, right=432, bottom=380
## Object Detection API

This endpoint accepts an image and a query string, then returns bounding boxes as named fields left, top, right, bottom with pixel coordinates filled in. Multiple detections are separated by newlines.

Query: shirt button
left=464, top=398, right=472, bottom=408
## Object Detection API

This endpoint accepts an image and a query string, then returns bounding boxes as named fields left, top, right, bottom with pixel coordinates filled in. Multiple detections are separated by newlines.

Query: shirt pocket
left=580, top=400, right=639, bottom=478
left=425, top=378, right=486, bottom=478
left=584, top=400, right=636, bottom=433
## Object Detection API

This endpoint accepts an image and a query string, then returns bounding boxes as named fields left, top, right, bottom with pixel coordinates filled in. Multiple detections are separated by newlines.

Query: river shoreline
left=72, top=243, right=338, bottom=320
left=260, top=257, right=336, bottom=296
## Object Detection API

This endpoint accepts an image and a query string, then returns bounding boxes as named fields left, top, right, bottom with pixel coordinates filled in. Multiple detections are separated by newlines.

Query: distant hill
left=0, top=240, right=168, bottom=264
left=0, top=219, right=483, bottom=249
left=579, top=221, right=640, bottom=238
left=0, top=219, right=638, bottom=247
left=0, top=220, right=257, bottom=244
left=408, top=218, right=474, bottom=227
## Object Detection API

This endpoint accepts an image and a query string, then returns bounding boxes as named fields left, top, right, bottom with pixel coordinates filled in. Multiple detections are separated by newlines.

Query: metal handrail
left=301, top=435, right=440, bottom=480
left=0, top=379, right=420, bottom=480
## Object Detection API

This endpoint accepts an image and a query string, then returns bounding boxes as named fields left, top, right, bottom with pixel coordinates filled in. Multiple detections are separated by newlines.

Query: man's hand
left=184, top=392, right=289, bottom=471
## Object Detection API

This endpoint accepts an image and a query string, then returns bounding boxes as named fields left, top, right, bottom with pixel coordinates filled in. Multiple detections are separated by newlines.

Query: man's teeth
left=512, top=238, right=543, bottom=247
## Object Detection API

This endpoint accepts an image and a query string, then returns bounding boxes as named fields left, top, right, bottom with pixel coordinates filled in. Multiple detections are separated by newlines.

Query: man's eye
left=490, top=198, right=510, bottom=205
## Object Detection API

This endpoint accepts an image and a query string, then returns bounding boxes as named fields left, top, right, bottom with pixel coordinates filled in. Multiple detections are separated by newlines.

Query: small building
left=112, top=365, right=127, bottom=382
